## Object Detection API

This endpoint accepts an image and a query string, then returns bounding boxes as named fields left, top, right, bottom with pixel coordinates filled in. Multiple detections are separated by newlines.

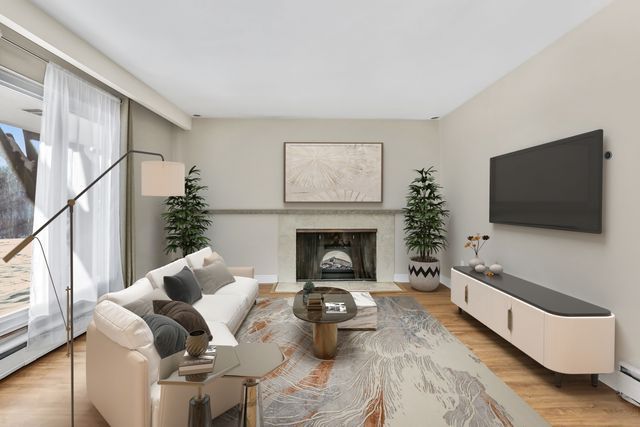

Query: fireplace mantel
left=208, top=209, right=402, bottom=215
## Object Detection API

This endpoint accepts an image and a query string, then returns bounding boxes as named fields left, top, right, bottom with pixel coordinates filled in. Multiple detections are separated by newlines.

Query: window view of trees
left=0, top=122, right=40, bottom=317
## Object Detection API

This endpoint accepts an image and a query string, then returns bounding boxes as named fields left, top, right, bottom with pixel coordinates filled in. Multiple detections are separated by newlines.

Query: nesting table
left=159, top=343, right=285, bottom=427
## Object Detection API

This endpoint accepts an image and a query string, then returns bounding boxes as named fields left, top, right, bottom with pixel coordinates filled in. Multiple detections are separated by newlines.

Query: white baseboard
left=393, top=273, right=409, bottom=283
left=255, top=274, right=278, bottom=284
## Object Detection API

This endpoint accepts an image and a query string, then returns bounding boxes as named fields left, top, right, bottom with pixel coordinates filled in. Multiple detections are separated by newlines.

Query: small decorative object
left=404, top=167, right=449, bottom=292
left=485, top=271, right=495, bottom=277
left=464, top=234, right=490, bottom=268
left=302, top=281, right=315, bottom=303
left=303, top=281, right=315, bottom=294
left=185, top=330, right=209, bottom=357
left=474, top=264, right=487, bottom=273
left=489, top=263, right=503, bottom=275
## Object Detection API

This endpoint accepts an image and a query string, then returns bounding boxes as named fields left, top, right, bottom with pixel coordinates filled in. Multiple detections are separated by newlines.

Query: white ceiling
left=31, top=0, right=610, bottom=119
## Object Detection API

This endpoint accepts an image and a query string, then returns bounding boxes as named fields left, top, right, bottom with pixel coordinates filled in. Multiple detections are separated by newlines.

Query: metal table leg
left=189, top=386, right=212, bottom=427
left=239, top=378, right=263, bottom=427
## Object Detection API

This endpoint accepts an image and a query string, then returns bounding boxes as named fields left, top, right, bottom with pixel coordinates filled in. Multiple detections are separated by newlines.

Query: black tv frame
left=489, top=129, right=603, bottom=233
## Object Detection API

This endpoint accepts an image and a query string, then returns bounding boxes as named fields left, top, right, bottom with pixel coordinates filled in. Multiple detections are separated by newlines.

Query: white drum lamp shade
left=141, top=161, right=185, bottom=197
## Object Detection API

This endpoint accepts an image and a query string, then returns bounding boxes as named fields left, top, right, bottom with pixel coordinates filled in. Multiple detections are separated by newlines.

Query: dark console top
left=453, top=266, right=611, bottom=317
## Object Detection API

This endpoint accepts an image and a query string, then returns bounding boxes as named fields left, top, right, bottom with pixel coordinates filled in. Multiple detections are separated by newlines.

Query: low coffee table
left=292, top=287, right=357, bottom=359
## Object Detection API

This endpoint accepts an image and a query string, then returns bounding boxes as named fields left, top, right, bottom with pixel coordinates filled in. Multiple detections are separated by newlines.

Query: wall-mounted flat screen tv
left=490, top=130, right=603, bottom=233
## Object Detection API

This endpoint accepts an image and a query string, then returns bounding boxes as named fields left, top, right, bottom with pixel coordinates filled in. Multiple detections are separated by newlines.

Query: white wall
left=176, top=118, right=440, bottom=280
left=439, top=0, right=639, bottom=371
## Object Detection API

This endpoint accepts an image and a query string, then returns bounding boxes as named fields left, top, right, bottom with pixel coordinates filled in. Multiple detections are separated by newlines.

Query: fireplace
left=296, top=229, right=376, bottom=281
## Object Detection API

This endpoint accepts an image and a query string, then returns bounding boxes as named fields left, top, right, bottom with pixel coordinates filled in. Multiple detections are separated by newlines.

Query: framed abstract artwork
left=284, top=142, right=383, bottom=202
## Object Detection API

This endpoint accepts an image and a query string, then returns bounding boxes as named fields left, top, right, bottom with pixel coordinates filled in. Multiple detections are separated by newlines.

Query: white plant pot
left=408, top=259, right=440, bottom=292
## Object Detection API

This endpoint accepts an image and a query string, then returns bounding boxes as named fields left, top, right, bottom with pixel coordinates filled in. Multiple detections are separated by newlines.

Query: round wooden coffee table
left=292, top=287, right=357, bottom=359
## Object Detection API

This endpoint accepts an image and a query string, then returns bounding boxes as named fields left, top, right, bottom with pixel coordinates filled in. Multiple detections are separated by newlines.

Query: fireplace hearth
left=296, top=229, right=376, bottom=281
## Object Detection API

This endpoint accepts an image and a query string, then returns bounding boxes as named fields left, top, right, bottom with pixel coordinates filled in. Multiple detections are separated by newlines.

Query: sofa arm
left=86, top=321, right=151, bottom=427
left=228, top=266, right=254, bottom=279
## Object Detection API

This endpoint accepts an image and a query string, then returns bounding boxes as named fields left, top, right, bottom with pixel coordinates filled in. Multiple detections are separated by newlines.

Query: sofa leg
left=591, top=374, right=599, bottom=387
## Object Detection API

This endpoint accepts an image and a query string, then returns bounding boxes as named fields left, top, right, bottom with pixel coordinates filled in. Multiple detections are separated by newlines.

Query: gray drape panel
left=351, top=233, right=376, bottom=280
left=296, top=233, right=320, bottom=280
left=123, top=99, right=136, bottom=287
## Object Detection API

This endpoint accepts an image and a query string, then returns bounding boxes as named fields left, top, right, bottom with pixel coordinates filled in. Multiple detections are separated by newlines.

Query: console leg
left=554, top=372, right=563, bottom=388
left=591, top=374, right=599, bottom=387
left=458, top=307, right=463, bottom=314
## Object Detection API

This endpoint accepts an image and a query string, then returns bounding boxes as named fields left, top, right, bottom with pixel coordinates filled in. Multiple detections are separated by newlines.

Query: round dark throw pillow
left=152, top=300, right=212, bottom=341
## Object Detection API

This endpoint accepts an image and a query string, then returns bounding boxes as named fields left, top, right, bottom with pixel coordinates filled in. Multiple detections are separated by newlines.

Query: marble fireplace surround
left=278, top=211, right=396, bottom=282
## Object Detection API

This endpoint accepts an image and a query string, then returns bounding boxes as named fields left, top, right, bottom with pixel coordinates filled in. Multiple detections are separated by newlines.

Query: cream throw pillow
left=203, top=251, right=225, bottom=267
left=196, top=253, right=235, bottom=294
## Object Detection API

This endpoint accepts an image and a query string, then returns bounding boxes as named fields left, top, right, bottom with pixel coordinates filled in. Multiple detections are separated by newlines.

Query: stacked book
left=306, top=293, right=324, bottom=311
left=178, top=345, right=217, bottom=376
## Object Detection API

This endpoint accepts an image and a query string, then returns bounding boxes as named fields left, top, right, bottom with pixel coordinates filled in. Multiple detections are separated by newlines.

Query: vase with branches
left=403, top=167, right=449, bottom=291
left=162, top=165, right=212, bottom=257
left=464, top=233, right=490, bottom=268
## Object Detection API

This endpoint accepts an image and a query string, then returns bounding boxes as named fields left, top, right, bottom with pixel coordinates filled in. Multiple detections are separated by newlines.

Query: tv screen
left=490, top=130, right=603, bottom=233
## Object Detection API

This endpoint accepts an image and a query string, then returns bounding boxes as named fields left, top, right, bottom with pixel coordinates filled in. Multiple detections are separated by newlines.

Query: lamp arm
left=72, top=149, right=164, bottom=202
left=2, top=149, right=166, bottom=263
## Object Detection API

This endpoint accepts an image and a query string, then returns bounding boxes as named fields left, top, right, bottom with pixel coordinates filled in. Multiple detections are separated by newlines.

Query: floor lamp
left=2, top=149, right=185, bottom=427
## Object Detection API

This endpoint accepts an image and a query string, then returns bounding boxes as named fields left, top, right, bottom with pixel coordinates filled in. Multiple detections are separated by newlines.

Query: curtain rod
left=0, top=29, right=49, bottom=64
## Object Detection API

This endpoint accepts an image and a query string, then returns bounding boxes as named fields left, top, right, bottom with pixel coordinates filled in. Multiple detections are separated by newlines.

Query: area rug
left=217, top=297, right=548, bottom=426
left=274, top=281, right=403, bottom=293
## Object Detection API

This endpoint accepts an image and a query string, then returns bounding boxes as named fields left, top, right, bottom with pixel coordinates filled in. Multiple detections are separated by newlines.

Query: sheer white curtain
left=28, top=63, right=123, bottom=346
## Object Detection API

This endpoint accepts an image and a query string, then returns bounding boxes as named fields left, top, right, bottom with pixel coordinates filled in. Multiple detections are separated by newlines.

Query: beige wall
left=176, top=118, right=440, bottom=279
left=439, top=0, right=639, bottom=372
left=131, top=102, right=180, bottom=277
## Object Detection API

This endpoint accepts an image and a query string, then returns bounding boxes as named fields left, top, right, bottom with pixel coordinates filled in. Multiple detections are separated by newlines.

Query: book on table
left=178, top=345, right=217, bottom=376
left=324, top=302, right=347, bottom=313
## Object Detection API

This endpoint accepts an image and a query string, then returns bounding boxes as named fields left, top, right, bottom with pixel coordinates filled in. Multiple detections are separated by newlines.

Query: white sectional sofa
left=86, top=247, right=259, bottom=427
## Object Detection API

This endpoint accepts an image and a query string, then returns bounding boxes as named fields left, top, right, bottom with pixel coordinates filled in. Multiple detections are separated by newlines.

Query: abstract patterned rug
left=217, top=297, right=548, bottom=426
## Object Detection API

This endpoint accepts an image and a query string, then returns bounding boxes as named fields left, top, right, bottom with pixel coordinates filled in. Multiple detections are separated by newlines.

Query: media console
left=451, top=266, right=615, bottom=387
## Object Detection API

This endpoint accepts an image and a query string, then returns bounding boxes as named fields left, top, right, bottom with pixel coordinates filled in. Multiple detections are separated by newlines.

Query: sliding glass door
left=0, top=67, right=42, bottom=360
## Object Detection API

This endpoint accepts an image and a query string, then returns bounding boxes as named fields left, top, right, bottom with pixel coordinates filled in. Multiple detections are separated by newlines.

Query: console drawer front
left=510, top=298, right=545, bottom=364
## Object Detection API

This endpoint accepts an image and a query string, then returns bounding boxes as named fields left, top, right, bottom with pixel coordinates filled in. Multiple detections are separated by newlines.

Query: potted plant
left=403, top=167, right=449, bottom=291
left=162, top=165, right=213, bottom=257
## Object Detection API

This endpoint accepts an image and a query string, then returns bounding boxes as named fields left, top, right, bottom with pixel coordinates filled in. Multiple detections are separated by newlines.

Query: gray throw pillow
left=163, top=266, right=202, bottom=305
left=193, top=260, right=235, bottom=295
left=123, top=288, right=170, bottom=318
left=142, top=314, right=187, bottom=358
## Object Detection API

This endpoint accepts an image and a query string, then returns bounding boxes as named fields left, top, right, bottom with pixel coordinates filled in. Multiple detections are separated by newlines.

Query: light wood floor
left=0, top=284, right=638, bottom=426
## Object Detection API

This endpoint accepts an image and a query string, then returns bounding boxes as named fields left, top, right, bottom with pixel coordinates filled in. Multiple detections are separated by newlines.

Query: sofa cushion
left=146, top=258, right=189, bottom=289
left=163, top=266, right=202, bottom=304
left=99, top=277, right=154, bottom=306
left=184, top=247, right=213, bottom=270
left=193, top=261, right=235, bottom=295
left=153, top=300, right=212, bottom=340
left=203, top=251, right=225, bottom=267
left=214, top=276, right=259, bottom=310
left=142, top=314, right=188, bottom=358
left=192, top=294, right=245, bottom=332
left=123, top=288, right=170, bottom=317
left=206, top=321, right=239, bottom=347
